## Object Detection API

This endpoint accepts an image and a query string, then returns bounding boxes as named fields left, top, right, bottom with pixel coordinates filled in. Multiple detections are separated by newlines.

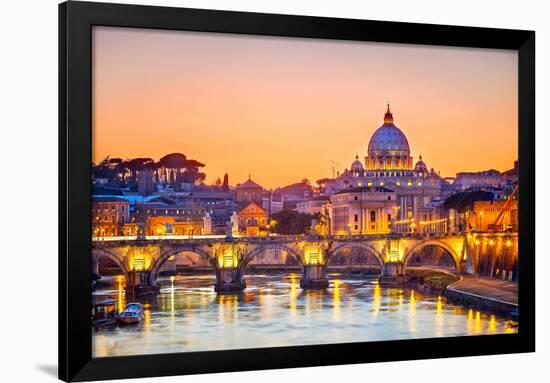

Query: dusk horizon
left=92, top=27, right=517, bottom=189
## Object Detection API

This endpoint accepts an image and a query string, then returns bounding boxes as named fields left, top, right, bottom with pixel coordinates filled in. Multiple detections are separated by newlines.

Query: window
left=354, top=214, right=358, bottom=222
left=388, top=214, right=391, bottom=222
left=388, top=196, right=391, bottom=200
left=354, top=196, right=358, bottom=201
left=370, top=210, right=376, bottom=222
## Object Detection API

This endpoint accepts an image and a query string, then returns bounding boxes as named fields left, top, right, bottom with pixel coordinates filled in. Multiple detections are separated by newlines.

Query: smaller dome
left=414, top=155, right=427, bottom=172
left=351, top=154, right=364, bottom=171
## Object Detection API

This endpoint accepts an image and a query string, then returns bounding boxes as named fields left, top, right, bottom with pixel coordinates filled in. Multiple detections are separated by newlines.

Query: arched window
left=370, top=210, right=376, bottom=222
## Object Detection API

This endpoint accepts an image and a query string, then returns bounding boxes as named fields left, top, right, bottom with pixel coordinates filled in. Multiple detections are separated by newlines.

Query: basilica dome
left=365, top=105, right=413, bottom=171
left=351, top=154, right=364, bottom=171
left=414, top=155, right=427, bottom=172
left=367, top=105, right=410, bottom=157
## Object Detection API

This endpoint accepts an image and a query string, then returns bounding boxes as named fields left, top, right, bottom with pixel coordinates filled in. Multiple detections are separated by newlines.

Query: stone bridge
left=92, top=232, right=518, bottom=293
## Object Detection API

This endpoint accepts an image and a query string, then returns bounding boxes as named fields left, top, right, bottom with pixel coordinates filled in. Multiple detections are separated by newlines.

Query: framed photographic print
left=59, top=1, right=535, bottom=381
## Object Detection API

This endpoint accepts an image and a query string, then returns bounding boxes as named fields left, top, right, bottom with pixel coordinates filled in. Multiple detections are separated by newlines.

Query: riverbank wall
left=445, top=282, right=518, bottom=318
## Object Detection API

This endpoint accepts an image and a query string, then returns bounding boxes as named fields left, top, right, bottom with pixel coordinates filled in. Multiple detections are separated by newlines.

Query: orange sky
left=92, top=26, right=518, bottom=189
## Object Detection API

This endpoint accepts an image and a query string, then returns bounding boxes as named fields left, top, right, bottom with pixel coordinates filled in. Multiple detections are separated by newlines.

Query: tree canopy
left=270, top=210, right=318, bottom=235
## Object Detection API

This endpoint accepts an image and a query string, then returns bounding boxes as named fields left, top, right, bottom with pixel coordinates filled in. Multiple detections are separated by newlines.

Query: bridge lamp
left=219, top=248, right=238, bottom=269
left=304, top=247, right=323, bottom=265
left=387, top=250, right=399, bottom=263
left=131, top=256, right=146, bottom=271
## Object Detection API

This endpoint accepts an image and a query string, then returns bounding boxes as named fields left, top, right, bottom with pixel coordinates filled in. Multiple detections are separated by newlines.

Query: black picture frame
left=59, top=1, right=535, bottom=381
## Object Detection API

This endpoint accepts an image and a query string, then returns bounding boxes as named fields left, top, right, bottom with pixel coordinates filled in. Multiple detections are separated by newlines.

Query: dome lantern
left=384, top=103, right=394, bottom=124
left=366, top=105, right=412, bottom=171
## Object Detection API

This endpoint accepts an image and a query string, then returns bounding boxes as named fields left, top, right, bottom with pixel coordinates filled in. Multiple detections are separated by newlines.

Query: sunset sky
left=92, top=26, right=518, bottom=189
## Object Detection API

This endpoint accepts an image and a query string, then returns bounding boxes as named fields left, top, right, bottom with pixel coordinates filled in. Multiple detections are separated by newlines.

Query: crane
left=329, top=160, right=341, bottom=179
left=487, top=185, right=518, bottom=232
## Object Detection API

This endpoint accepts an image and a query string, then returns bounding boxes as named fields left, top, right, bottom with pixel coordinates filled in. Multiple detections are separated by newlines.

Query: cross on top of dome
left=384, top=102, right=394, bottom=124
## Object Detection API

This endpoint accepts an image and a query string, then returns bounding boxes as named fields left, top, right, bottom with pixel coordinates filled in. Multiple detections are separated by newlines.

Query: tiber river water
left=92, top=273, right=517, bottom=357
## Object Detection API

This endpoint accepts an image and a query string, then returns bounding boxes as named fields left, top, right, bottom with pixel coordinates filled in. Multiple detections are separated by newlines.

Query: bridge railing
left=92, top=232, right=452, bottom=243
left=90, top=231, right=478, bottom=244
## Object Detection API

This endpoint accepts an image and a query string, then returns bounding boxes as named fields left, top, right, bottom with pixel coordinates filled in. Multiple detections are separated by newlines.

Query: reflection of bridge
left=92, top=233, right=518, bottom=293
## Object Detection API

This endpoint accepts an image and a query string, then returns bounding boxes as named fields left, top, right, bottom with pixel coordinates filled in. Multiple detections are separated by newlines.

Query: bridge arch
left=402, top=240, right=461, bottom=274
left=149, top=246, right=214, bottom=286
left=242, top=243, right=304, bottom=269
left=92, top=248, right=130, bottom=282
left=329, top=242, right=385, bottom=269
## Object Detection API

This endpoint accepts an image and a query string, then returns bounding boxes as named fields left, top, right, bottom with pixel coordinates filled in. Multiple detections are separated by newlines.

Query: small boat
left=92, top=298, right=119, bottom=328
left=118, top=302, right=144, bottom=324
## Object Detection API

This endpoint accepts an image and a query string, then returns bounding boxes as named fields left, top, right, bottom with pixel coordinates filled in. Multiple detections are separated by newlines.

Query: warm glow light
left=332, top=279, right=341, bottom=321
left=488, top=314, right=497, bottom=333
left=436, top=295, right=443, bottom=314
left=304, top=247, right=323, bottom=265
left=506, top=240, right=512, bottom=247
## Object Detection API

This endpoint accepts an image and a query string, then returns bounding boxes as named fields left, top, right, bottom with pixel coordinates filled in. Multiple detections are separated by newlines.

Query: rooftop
left=333, top=186, right=395, bottom=195
left=236, top=176, right=263, bottom=190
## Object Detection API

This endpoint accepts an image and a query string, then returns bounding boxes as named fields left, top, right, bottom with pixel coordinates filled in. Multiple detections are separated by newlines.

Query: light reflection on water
left=92, top=273, right=517, bottom=357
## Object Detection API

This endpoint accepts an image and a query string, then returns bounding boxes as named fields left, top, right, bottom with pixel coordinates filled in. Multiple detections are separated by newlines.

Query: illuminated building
left=323, top=105, right=443, bottom=230
left=325, top=186, right=397, bottom=235
left=296, top=196, right=330, bottom=215
left=468, top=199, right=518, bottom=232
left=145, top=215, right=205, bottom=236
left=237, top=202, right=268, bottom=236
left=120, top=195, right=209, bottom=236
left=262, top=191, right=284, bottom=216
left=162, top=190, right=235, bottom=233
left=455, top=169, right=502, bottom=190
left=92, top=196, right=130, bottom=237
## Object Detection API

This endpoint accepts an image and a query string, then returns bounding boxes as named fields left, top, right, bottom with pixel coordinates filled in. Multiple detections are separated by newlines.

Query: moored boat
left=118, top=302, right=144, bottom=324
left=92, top=298, right=119, bottom=328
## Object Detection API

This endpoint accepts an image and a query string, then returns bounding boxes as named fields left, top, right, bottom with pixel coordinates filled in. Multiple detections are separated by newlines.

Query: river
left=92, top=272, right=517, bottom=357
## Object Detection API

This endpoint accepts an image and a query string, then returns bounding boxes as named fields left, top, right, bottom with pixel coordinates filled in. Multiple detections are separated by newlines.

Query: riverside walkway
left=446, top=275, right=518, bottom=316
